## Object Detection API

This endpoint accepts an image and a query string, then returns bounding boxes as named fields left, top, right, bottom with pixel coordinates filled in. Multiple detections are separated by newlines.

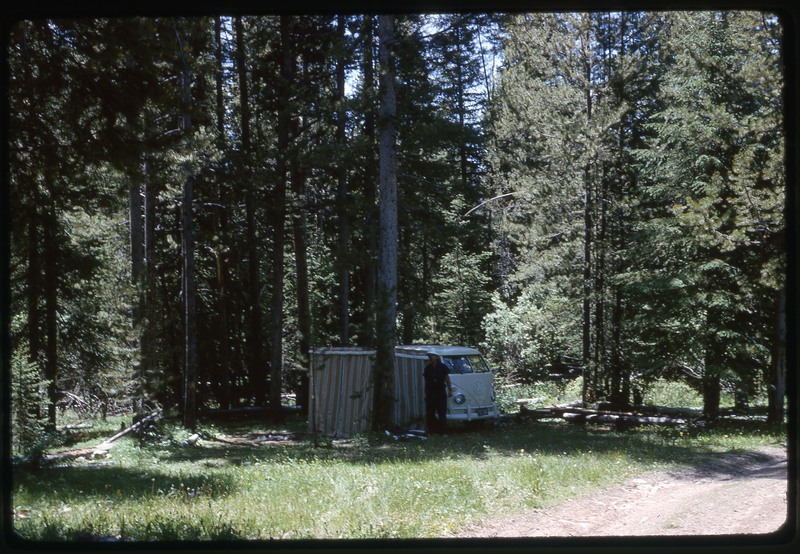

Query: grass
left=9, top=408, right=787, bottom=543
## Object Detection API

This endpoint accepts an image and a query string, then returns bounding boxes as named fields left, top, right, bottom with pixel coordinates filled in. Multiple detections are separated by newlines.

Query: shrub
left=642, top=378, right=703, bottom=407
left=10, top=346, right=52, bottom=461
left=495, top=377, right=583, bottom=413
left=481, top=290, right=577, bottom=382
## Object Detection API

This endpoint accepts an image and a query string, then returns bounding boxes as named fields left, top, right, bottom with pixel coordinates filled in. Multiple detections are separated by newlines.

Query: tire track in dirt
left=462, top=445, right=789, bottom=538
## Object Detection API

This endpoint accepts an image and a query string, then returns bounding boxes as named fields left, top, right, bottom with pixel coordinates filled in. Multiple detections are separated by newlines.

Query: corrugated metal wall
left=309, top=348, right=427, bottom=438
left=309, top=348, right=375, bottom=438
left=393, top=353, right=425, bottom=428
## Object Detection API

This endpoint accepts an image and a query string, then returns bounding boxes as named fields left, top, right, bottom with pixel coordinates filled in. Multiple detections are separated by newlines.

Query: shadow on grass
left=13, top=462, right=239, bottom=505
left=162, top=414, right=784, bottom=472
left=14, top=416, right=784, bottom=509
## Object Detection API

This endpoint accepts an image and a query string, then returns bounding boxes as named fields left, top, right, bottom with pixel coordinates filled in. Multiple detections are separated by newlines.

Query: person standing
left=423, top=351, right=453, bottom=434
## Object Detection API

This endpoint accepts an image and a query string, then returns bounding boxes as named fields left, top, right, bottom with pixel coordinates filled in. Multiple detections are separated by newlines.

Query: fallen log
left=61, top=391, right=91, bottom=408
left=521, top=408, right=562, bottom=420
left=180, top=433, right=200, bottom=447
left=94, top=411, right=160, bottom=450
left=647, top=406, right=703, bottom=417
left=43, top=411, right=160, bottom=464
left=56, top=423, right=94, bottom=430
left=563, top=412, right=586, bottom=424
left=44, top=448, right=98, bottom=463
left=516, top=397, right=547, bottom=407
left=589, top=413, right=686, bottom=426
left=538, top=406, right=686, bottom=427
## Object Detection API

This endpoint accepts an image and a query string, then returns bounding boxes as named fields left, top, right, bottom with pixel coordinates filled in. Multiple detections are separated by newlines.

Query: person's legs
left=425, top=397, right=437, bottom=433
left=435, top=394, right=448, bottom=434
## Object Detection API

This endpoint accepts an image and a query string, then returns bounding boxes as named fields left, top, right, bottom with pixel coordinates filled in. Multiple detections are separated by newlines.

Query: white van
left=395, top=345, right=499, bottom=423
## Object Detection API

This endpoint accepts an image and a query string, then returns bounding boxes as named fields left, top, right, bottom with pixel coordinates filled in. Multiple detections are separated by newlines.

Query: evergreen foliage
left=486, top=11, right=785, bottom=416
left=9, top=346, right=51, bottom=458
left=6, top=10, right=786, bottom=427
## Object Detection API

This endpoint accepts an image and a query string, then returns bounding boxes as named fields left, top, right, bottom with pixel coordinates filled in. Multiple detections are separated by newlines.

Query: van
left=395, top=345, right=499, bottom=423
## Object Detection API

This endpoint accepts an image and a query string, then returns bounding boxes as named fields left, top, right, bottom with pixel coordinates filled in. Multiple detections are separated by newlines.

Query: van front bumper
left=447, top=404, right=499, bottom=421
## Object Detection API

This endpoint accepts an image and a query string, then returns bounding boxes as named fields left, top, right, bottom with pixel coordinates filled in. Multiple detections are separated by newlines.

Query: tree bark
left=291, top=155, right=311, bottom=415
left=702, top=369, right=721, bottom=421
left=362, top=15, right=378, bottom=348
left=43, top=208, right=58, bottom=431
left=182, top=174, right=197, bottom=430
left=213, top=16, right=231, bottom=410
left=609, top=287, right=625, bottom=408
left=767, top=287, right=786, bottom=424
left=581, top=180, right=593, bottom=407
left=129, top=182, right=144, bottom=291
left=270, top=14, right=292, bottom=420
left=373, top=14, right=398, bottom=431
left=336, top=15, right=350, bottom=347
left=181, top=68, right=198, bottom=431
left=141, top=160, right=156, bottom=411
left=236, top=16, right=263, bottom=406
left=454, top=22, right=469, bottom=190
left=289, top=66, right=311, bottom=414
left=129, top=171, right=145, bottom=414
left=26, top=206, right=42, bottom=419
left=22, top=24, right=44, bottom=424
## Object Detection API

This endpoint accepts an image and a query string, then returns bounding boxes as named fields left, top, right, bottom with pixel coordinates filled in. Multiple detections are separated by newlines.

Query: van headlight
left=491, top=389, right=496, bottom=401
left=453, top=393, right=466, bottom=405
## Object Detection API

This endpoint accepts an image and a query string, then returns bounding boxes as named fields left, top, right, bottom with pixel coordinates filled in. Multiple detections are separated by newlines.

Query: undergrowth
left=9, top=410, right=786, bottom=542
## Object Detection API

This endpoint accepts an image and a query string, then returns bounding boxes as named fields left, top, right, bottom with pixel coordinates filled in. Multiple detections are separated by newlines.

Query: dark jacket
left=423, top=361, right=449, bottom=396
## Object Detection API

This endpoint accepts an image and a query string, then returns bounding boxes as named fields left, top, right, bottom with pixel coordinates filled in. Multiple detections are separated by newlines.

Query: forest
left=6, top=10, right=788, bottom=454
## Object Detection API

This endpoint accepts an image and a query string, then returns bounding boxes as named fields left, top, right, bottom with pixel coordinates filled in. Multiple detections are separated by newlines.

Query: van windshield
left=442, top=355, right=491, bottom=374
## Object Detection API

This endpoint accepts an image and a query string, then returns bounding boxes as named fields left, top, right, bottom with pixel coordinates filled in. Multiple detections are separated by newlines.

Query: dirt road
left=463, top=445, right=790, bottom=538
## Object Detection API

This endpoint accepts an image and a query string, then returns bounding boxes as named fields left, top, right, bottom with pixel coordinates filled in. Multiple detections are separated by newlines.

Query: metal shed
left=308, top=347, right=428, bottom=438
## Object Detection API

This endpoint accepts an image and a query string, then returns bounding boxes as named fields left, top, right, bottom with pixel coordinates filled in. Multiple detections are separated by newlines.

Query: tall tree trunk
left=181, top=69, right=198, bottom=430
left=702, top=310, right=721, bottom=421
left=236, top=16, right=263, bottom=405
left=291, top=141, right=311, bottom=415
left=336, top=15, right=350, bottom=347
left=142, top=159, right=156, bottom=410
left=767, top=287, right=786, bottom=423
left=182, top=172, right=198, bottom=430
left=129, top=173, right=145, bottom=414
left=455, top=23, right=468, bottom=190
left=213, top=16, right=231, bottom=410
left=26, top=207, right=42, bottom=418
left=581, top=28, right=594, bottom=407
left=129, top=182, right=144, bottom=291
left=595, top=169, right=607, bottom=397
left=289, top=50, right=310, bottom=415
left=22, top=24, right=44, bottom=424
left=373, top=14, right=398, bottom=431
left=270, top=14, right=292, bottom=420
left=702, top=368, right=721, bottom=421
left=581, top=178, right=593, bottom=407
left=362, top=15, right=378, bottom=349
left=42, top=208, right=58, bottom=431
left=609, top=286, right=624, bottom=407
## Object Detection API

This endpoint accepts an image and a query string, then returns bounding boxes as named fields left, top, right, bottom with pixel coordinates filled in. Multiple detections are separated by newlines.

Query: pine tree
left=373, top=14, right=399, bottom=431
left=487, top=13, right=622, bottom=384
left=8, top=19, right=165, bottom=426
left=634, top=11, right=785, bottom=418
